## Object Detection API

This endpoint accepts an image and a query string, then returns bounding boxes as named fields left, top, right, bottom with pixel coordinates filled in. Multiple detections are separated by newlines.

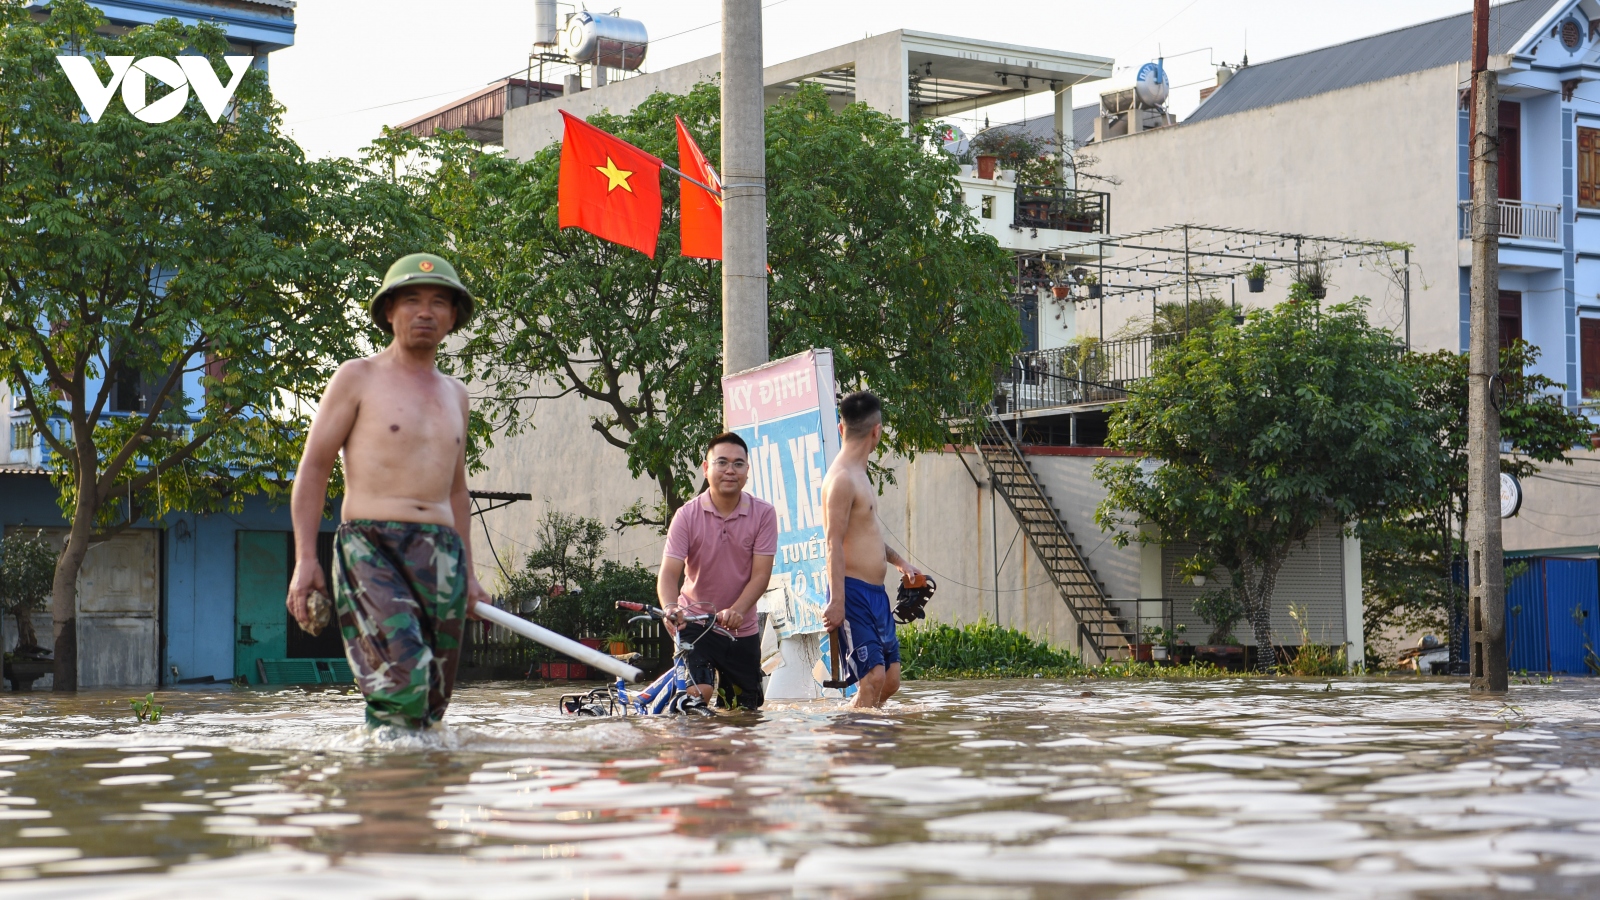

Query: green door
left=235, top=531, right=290, bottom=683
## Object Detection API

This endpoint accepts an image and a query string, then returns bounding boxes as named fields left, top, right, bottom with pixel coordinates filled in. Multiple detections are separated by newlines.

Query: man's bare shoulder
left=824, top=458, right=871, bottom=497
left=441, top=372, right=470, bottom=409
left=323, top=356, right=381, bottom=398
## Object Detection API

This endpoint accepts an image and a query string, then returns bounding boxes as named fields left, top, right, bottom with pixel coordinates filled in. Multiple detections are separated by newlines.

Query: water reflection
left=0, top=679, right=1598, bottom=896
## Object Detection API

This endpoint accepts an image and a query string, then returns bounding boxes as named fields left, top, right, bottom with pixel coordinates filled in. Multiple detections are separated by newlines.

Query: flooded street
left=1, top=679, right=1599, bottom=898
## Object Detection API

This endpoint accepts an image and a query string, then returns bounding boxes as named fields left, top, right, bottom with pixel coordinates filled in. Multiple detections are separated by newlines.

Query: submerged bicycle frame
left=559, top=601, right=726, bottom=717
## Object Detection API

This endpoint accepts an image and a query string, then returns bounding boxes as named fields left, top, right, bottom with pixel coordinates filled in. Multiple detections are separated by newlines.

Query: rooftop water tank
left=533, top=0, right=558, bottom=47
left=565, top=11, right=648, bottom=71
left=1134, top=60, right=1169, bottom=108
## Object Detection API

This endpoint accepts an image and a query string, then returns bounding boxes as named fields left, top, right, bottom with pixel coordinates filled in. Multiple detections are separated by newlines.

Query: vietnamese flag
left=558, top=110, right=663, bottom=257
left=675, top=116, right=723, bottom=260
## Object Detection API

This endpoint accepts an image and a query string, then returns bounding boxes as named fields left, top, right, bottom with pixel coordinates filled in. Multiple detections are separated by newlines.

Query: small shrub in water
left=899, top=621, right=1085, bottom=679
left=1285, top=604, right=1348, bottom=676
left=130, top=692, right=163, bottom=724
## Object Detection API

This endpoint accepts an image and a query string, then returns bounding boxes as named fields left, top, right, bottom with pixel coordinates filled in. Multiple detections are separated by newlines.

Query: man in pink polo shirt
left=658, top=432, right=778, bottom=710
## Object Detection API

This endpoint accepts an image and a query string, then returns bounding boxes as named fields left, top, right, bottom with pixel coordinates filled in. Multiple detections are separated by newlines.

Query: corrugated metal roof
left=1187, top=0, right=1554, bottom=124
left=0, top=463, right=49, bottom=475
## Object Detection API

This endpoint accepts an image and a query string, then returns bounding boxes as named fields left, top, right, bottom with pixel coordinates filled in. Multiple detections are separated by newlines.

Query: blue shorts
left=838, top=577, right=899, bottom=686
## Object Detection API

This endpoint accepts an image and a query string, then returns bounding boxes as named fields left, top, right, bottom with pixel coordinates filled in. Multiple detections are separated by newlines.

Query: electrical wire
left=651, top=0, right=794, bottom=45
left=472, top=497, right=512, bottom=580
left=876, top=512, right=1061, bottom=595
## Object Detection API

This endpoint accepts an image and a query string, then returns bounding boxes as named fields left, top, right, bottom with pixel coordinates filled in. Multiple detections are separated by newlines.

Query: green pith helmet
left=368, top=253, right=475, bottom=334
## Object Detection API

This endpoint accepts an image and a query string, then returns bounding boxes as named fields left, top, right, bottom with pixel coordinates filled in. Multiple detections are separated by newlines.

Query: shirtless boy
left=821, top=391, right=921, bottom=709
left=286, top=253, right=490, bottom=730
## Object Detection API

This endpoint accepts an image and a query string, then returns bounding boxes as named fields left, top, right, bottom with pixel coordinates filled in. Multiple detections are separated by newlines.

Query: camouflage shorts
left=332, top=520, right=467, bottom=730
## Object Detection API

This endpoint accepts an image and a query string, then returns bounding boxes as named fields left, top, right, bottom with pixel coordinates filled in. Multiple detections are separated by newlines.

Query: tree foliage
left=427, top=82, right=1018, bottom=527
left=0, top=1, right=437, bottom=687
left=1095, top=291, right=1435, bottom=666
left=1361, top=341, right=1592, bottom=665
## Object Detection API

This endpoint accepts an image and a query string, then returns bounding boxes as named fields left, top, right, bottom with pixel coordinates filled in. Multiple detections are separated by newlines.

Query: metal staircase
left=978, top=419, right=1132, bottom=663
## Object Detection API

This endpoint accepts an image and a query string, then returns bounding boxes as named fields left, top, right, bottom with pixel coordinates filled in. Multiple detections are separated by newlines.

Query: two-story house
left=0, top=0, right=335, bottom=691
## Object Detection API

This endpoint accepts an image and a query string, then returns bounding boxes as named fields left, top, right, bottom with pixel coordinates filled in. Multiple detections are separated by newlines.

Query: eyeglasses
left=710, top=459, right=748, bottom=471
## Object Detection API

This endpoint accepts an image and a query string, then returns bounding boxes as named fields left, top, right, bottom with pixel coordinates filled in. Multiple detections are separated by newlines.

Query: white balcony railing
left=1458, top=199, right=1562, bottom=242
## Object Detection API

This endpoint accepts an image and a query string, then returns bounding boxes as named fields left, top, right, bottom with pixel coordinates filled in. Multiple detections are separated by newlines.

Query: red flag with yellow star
left=558, top=110, right=662, bottom=257
left=675, top=116, right=722, bottom=260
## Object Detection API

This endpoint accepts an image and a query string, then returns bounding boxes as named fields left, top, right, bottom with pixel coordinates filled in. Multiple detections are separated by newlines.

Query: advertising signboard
left=721, top=349, right=840, bottom=640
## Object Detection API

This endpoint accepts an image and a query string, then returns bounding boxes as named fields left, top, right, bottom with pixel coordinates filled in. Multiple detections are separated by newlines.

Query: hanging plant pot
left=1247, top=276, right=1264, bottom=293
left=1308, top=285, right=1327, bottom=300
left=1087, top=284, right=1103, bottom=299
left=1051, top=285, right=1071, bottom=300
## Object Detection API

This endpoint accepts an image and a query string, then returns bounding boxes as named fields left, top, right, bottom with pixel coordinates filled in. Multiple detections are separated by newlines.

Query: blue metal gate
left=1505, top=557, right=1600, bottom=674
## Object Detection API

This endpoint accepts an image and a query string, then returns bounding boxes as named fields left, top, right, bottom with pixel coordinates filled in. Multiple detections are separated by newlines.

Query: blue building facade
left=2, top=0, right=304, bottom=689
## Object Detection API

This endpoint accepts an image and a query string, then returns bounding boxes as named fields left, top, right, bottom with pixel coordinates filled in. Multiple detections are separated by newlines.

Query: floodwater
left=1, top=680, right=1599, bottom=898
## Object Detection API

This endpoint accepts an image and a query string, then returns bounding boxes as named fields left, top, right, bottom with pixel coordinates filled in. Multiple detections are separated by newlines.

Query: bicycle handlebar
left=615, top=601, right=731, bottom=636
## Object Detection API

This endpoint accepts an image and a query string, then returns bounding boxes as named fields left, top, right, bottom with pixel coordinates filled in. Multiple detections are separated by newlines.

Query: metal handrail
left=995, top=331, right=1184, bottom=412
left=1013, top=185, right=1111, bottom=234
left=1457, top=199, right=1561, bottom=242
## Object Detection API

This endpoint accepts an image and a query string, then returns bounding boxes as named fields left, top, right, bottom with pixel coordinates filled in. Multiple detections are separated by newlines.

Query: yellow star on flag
left=594, top=156, right=634, bottom=193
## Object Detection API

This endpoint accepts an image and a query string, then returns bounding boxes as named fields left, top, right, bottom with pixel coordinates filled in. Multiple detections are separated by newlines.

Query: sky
left=271, top=0, right=1490, bottom=160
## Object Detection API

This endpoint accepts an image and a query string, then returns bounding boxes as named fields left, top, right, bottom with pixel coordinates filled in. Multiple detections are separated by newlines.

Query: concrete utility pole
left=1466, top=0, right=1507, bottom=694
left=721, top=0, right=767, bottom=375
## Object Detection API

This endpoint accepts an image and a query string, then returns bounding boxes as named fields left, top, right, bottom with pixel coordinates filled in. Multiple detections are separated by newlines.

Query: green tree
left=0, top=2, right=436, bottom=688
left=500, top=509, right=654, bottom=644
left=1094, top=292, right=1437, bottom=667
left=1362, top=341, right=1591, bottom=666
left=430, top=82, right=1018, bottom=527
left=0, top=531, right=56, bottom=656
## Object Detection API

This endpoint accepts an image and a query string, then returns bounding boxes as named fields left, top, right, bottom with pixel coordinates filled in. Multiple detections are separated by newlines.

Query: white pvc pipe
left=476, top=604, right=643, bottom=683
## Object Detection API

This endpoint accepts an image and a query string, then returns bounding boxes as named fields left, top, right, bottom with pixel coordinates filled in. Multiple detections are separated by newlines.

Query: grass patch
left=898, top=621, right=1249, bottom=681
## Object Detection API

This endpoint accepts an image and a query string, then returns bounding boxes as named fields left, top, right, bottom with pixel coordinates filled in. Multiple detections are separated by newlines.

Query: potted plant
left=1052, top=282, right=1072, bottom=300
left=604, top=629, right=631, bottom=656
left=1192, top=587, right=1248, bottom=671
left=1140, top=623, right=1188, bottom=663
left=1084, top=273, right=1102, bottom=299
left=1246, top=263, right=1267, bottom=293
left=1295, top=258, right=1329, bottom=300
left=1, top=531, right=55, bottom=691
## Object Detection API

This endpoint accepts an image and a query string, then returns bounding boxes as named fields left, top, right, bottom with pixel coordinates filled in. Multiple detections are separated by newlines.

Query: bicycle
left=558, top=601, right=728, bottom=717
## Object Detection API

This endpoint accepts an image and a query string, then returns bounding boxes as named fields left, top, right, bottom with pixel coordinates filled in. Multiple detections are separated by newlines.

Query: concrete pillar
left=1053, top=84, right=1074, bottom=189
left=721, top=0, right=768, bottom=375
left=1342, top=530, right=1364, bottom=672
left=1467, top=66, right=1506, bottom=693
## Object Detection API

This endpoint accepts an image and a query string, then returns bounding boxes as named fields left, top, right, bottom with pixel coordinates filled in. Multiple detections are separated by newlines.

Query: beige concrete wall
left=872, top=448, right=1100, bottom=660
left=1082, top=66, right=1461, bottom=353
left=466, top=380, right=672, bottom=591
left=1504, top=446, right=1600, bottom=552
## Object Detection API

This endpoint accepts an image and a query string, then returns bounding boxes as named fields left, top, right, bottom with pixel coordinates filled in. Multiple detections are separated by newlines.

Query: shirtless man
left=821, top=391, right=921, bottom=708
left=286, top=253, right=490, bottom=730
